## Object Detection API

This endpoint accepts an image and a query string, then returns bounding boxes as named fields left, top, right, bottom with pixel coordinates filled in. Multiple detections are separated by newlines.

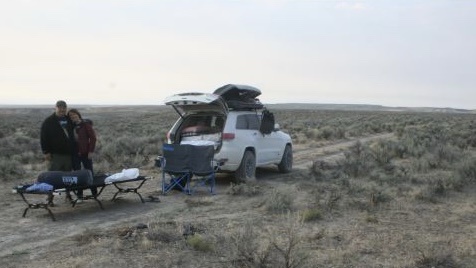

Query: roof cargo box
left=213, top=84, right=264, bottom=110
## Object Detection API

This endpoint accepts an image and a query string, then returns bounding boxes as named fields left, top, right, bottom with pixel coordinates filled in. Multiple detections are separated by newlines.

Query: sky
left=1, top=0, right=475, bottom=109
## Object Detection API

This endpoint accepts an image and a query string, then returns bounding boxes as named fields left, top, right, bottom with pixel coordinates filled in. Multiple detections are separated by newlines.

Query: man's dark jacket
left=40, top=113, right=74, bottom=155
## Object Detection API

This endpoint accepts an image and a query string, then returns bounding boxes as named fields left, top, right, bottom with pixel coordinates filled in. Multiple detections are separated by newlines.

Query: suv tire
left=278, top=145, right=293, bottom=173
left=235, top=150, right=256, bottom=183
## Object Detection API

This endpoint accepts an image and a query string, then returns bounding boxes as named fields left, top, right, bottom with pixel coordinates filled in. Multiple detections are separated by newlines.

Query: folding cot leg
left=111, top=188, right=145, bottom=203
left=97, top=185, right=106, bottom=196
left=71, top=197, right=104, bottom=210
left=22, top=207, right=28, bottom=217
left=93, top=198, right=104, bottom=209
left=22, top=206, right=56, bottom=221
left=111, top=179, right=148, bottom=203
left=20, top=193, right=56, bottom=221
left=44, top=207, right=56, bottom=221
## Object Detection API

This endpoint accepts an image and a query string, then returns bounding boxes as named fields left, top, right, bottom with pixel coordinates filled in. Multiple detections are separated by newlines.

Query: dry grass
left=1, top=107, right=475, bottom=267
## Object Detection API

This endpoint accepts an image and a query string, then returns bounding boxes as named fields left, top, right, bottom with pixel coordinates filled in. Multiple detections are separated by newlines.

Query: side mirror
left=274, top=123, right=280, bottom=131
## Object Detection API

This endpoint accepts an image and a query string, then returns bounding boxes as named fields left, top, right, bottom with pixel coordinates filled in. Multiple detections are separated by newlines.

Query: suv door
left=233, top=113, right=280, bottom=165
left=255, top=112, right=283, bottom=164
left=234, top=113, right=264, bottom=163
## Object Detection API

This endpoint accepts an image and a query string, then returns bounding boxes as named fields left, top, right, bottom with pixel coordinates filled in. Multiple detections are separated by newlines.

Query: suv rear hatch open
left=164, top=92, right=228, bottom=117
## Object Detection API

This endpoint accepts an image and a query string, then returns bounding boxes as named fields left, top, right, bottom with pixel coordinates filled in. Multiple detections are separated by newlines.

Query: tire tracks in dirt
left=292, top=133, right=394, bottom=169
left=255, top=133, right=394, bottom=180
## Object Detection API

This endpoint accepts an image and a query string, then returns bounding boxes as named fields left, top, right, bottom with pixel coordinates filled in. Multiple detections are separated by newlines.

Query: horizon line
left=0, top=103, right=473, bottom=111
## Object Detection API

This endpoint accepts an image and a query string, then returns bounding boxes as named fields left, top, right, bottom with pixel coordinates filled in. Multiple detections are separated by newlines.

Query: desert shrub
left=275, top=109, right=400, bottom=142
left=230, top=221, right=272, bottom=267
left=269, top=213, right=309, bottom=268
left=309, top=125, right=346, bottom=140
left=99, top=136, right=152, bottom=158
left=371, top=140, right=398, bottom=166
left=0, top=157, right=26, bottom=181
left=412, top=154, right=433, bottom=173
left=369, top=189, right=393, bottom=205
left=346, top=127, right=364, bottom=137
left=265, top=188, right=295, bottom=213
left=334, top=126, right=346, bottom=139
left=184, top=197, right=214, bottom=207
left=97, top=135, right=158, bottom=170
left=144, top=226, right=181, bottom=243
left=317, top=126, right=333, bottom=140
left=11, top=151, right=39, bottom=165
left=324, top=188, right=342, bottom=212
left=398, top=122, right=467, bottom=172
left=449, top=120, right=476, bottom=149
left=412, top=254, right=458, bottom=268
left=0, top=125, right=15, bottom=138
left=454, top=156, right=476, bottom=188
left=301, top=208, right=322, bottom=222
left=72, top=228, right=106, bottom=246
left=304, top=128, right=319, bottom=141
left=413, top=146, right=465, bottom=172
left=227, top=182, right=262, bottom=196
left=363, top=121, right=382, bottom=134
left=399, top=123, right=451, bottom=157
left=415, top=179, right=448, bottom=203
left=365, top=214, right=379, bottom=223
left=340, top=141, right=375, bottom=178
left=186, top=234, right=214, bottom=252
left=368, top=169, right=394, bottom=185
left=229, top=215, right=309, bottom=268
left=399, top=129, right=429, bottom=158
left=0, top=135, right=40, bottom=157
left=309, top=160, right=341, bottom=181
left=23, top=127, right=40, bottom=139
left=433, top=144, right=463, bottom=167
left=410, top=244, right=459, bottom=268
left=393, top=165, right=413, bottom=183
left=94, top=161, right=112, bottom=175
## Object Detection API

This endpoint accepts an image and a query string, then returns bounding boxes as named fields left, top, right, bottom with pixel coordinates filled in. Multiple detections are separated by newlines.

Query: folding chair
left=188, top=145, right=216, bottom=195
left=159, top=144, right=192, bottom=194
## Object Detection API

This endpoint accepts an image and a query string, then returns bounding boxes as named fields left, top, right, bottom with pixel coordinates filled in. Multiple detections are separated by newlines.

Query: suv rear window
left=180, top=115, right=224, bottom=133
left=236, top=114, right=260, bottom=130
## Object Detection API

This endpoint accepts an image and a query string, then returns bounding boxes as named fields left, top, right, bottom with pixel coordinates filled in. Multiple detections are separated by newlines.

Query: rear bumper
left=214, top=146, right=243, bottom=172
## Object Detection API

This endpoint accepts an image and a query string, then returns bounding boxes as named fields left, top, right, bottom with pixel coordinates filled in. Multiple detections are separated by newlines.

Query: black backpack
left=260, top=109, right=275, bottom=135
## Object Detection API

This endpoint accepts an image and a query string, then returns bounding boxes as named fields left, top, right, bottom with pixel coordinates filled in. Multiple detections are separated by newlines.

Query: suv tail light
left=222, top=133, right=235, bottom=140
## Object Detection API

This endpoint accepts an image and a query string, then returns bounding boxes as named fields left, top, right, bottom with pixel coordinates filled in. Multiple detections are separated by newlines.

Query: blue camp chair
left=159, top=144, right=192, bottom=194
left=188, top=145, right=216, bottom=195
left=157, top=144, right=216, bottom=195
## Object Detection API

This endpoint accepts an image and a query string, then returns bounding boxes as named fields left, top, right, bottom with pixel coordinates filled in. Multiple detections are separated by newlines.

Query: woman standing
left=68, top=108, right=97, bottom=199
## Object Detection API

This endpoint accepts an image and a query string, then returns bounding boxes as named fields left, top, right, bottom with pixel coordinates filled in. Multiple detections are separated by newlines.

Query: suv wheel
left=278, top=145, right=293, bottom=173
left=235, top=150, right=256, bottom=183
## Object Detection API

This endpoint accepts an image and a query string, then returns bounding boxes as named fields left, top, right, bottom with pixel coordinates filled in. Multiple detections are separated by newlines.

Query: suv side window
left=236, top=114, right=261, bottom=130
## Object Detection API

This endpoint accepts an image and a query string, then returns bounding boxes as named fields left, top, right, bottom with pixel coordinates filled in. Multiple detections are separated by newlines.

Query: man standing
left=40, top=100, right=75, bottom=172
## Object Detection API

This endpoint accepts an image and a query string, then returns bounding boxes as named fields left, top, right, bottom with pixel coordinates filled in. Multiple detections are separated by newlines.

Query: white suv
left=164, top=84, right=293, bottom=182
